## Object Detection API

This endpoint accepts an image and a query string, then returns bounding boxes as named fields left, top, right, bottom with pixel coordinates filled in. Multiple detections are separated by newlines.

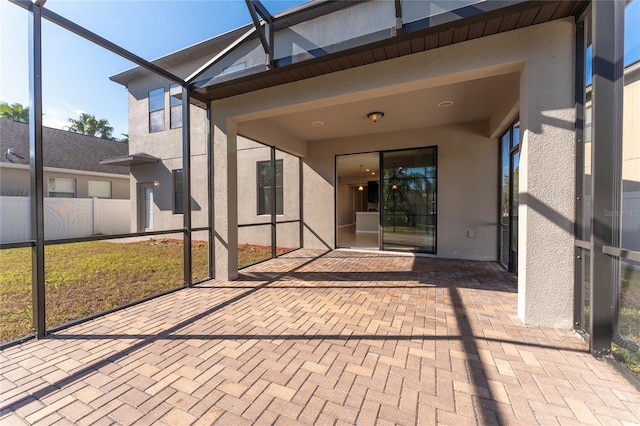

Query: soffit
left=238, top=72, right=520, bottom=143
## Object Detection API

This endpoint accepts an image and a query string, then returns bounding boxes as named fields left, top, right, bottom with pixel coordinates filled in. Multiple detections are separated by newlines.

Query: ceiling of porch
left=238, top=71, right=520, bottom=145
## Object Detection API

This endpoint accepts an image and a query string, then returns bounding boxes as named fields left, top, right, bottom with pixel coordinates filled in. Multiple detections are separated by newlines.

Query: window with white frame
left=149, top=87, right=165, bottom=133
left=47, top=177, right=76, bottom=198
left=170, top=84, right=182, bottom=129
left=88, top=180, right=112, bottom=199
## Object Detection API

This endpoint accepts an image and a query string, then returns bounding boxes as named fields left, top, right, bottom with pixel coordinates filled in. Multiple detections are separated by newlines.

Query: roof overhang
left=99, top=153, right=160, bottom=166
left=193, top=0, right=587, bottom=102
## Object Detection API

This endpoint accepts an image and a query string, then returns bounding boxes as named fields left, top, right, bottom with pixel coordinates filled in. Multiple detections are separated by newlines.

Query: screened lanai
left=1, top=0, right=639, bottom=394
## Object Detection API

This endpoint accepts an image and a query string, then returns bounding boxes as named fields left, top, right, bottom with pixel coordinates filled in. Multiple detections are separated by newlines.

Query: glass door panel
left=510, top=151, right=520, bottom=272
left=336, top=153, right=380, bottom=249
left=500, top=133, right=511, bottom=268
left=381, top=148, right=437, bottom=253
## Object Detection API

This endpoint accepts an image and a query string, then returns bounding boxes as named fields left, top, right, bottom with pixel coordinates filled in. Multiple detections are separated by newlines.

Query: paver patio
left=1, top=249, right=639, bottom=425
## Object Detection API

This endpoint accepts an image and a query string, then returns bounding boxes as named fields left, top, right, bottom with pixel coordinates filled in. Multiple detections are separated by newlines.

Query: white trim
left=0, top=162, right=129, bottom=179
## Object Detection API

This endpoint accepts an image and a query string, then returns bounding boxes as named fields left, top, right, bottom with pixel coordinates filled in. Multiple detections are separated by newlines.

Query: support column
left=29, top=1, right=46, bottom=338
left=212, top=115, right=238, bottom=280
left=589, top=0, right=624, bottom=355
left=517, top=20, right=576, bottom=328
left=182, top=86, right=192, bottom=286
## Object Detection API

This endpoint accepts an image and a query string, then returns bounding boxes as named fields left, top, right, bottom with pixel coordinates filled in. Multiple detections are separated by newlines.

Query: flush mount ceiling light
left=367, top=111, right=384, bottom=122
left=312, top=121, right=324, bottom=126
left=438, top=100, right=454, bottom=108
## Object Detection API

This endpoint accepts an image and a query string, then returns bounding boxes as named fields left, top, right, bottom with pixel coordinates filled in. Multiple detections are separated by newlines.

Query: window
left=173, top=169, right=183, bottom=214
left=149, top=87, right=165, bottom=133
left=169, top=84, right=182, bottom=129
left=257, top=160, right=283, bottom=215
left=88, top=180, right=111, bottom=198
left=47, top=177, right=76, bottom=198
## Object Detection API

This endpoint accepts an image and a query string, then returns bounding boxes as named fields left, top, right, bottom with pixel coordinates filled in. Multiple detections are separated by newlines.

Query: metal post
left=29, top=0, right=46, bottom=338
left=271, top=147, right=277, bottom=258
left=206, top=105, right=215, bottom=279
left=299, top=157, right=304, bottom=249
left=589, top=0, right=624, bottom=356
left=574, top=19, right=586, bottom=330
left=182, top=86, right=192, bottom=286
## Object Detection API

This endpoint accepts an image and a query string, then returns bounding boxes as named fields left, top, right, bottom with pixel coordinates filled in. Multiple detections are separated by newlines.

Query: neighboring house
left=107, top=0, right=638, bottom=335
left=582, top=61, right=640, bottom=251
left=0, top=118, right=130, bottom=199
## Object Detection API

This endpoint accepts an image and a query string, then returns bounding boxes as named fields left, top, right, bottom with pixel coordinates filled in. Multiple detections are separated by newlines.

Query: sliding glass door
left=381, top=147, right=437, bottom=253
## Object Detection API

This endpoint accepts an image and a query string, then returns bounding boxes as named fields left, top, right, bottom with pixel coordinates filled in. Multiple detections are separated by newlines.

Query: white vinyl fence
left=0, top=196, right=130, bottom=244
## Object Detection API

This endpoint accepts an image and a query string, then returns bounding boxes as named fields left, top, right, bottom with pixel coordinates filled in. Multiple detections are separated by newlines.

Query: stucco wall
left=126, top=73, right=209, bottom=232
left=236, top=136, right=300, bottom=249
left=306, top=122, right=497, bottom=260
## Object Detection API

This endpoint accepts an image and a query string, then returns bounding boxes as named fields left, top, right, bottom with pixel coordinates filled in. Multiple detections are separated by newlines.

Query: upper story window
left=257, top=159, right=283, bottom=215
left=149, top=87, right=165, bottom=133
left=47, top=177, right=76, bottom=198
left=88, top=180, right=112, bottom=199
left=170, top=84, right=182, bottom=129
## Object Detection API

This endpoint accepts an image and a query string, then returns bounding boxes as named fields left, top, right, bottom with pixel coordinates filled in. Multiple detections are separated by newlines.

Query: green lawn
left=0, top=240, right=289, bottom=342
left=612, top=264, right=640, bottom=379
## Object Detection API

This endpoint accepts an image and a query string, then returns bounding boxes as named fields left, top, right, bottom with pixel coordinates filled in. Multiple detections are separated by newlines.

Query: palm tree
left=0, top=102, right=29, bottom=123
left=66, top=113, right=114, bottom=139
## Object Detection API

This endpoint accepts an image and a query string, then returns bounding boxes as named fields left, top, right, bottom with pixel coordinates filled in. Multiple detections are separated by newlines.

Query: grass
left=612, top=264, right=640, bottom=380
left=0, top=239, right=290, bottom=342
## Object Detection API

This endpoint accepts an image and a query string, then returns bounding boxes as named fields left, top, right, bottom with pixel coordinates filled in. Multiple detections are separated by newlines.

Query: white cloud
left=42, top=108, right=71, bottom=131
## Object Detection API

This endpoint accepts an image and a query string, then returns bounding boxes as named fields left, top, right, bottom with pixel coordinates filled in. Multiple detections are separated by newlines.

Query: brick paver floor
left=1, top=249, right=639, bottom=425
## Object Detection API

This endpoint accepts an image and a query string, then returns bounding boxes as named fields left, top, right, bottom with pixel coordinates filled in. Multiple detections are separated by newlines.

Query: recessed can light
left=438, top=101, right=454, bottom=108
left=312, top=121, right=324, bottom=126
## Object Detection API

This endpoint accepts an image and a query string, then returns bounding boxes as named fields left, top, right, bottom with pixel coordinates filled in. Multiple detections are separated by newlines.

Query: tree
left=0, top=102, right=29, bottom=123
left=66, top=113, right=114, bottom=139
left=120, top=133, right=129, bottom=144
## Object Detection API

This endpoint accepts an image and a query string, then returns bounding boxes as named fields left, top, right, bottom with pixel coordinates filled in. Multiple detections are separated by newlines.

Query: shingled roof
left=0, top=118, right=129, bottom=175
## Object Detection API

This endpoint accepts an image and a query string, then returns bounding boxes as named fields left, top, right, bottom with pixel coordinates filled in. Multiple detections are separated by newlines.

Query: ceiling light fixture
left=367, top=111, right=384, bottom=122
left=312, top=121, right=324, bottom=126
left=438, top=101, right=454, bottom=108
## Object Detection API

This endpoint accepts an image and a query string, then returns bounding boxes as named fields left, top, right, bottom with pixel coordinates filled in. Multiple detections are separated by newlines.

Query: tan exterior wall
left=0, top=165, right=129, bottom=199
left=0, top=167, right=29, bottom=196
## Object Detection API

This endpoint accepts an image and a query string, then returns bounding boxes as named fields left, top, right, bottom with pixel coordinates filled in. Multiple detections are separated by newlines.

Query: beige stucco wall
left=306, top=122, right=497, bottom=260
left=236, top=136, right=300, bottom=249
left=212, top=18, right=577, bottom=328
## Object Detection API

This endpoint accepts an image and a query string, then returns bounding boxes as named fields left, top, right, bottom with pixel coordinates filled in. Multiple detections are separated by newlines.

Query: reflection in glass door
left=336, top=153, right=380, bottom=249
left=381, top=148, right=437, bottom=253
left=499, top=121, right=519, bottom=274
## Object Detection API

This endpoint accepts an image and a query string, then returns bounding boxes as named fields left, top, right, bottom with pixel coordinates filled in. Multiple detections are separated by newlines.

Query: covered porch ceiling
left=237, top=70, right=520, bottom=147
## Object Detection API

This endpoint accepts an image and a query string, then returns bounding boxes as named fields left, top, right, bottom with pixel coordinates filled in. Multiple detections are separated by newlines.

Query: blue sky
left=1, top=0, right=639, bottom=139
left=0, top=0, right=305, bottom=137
